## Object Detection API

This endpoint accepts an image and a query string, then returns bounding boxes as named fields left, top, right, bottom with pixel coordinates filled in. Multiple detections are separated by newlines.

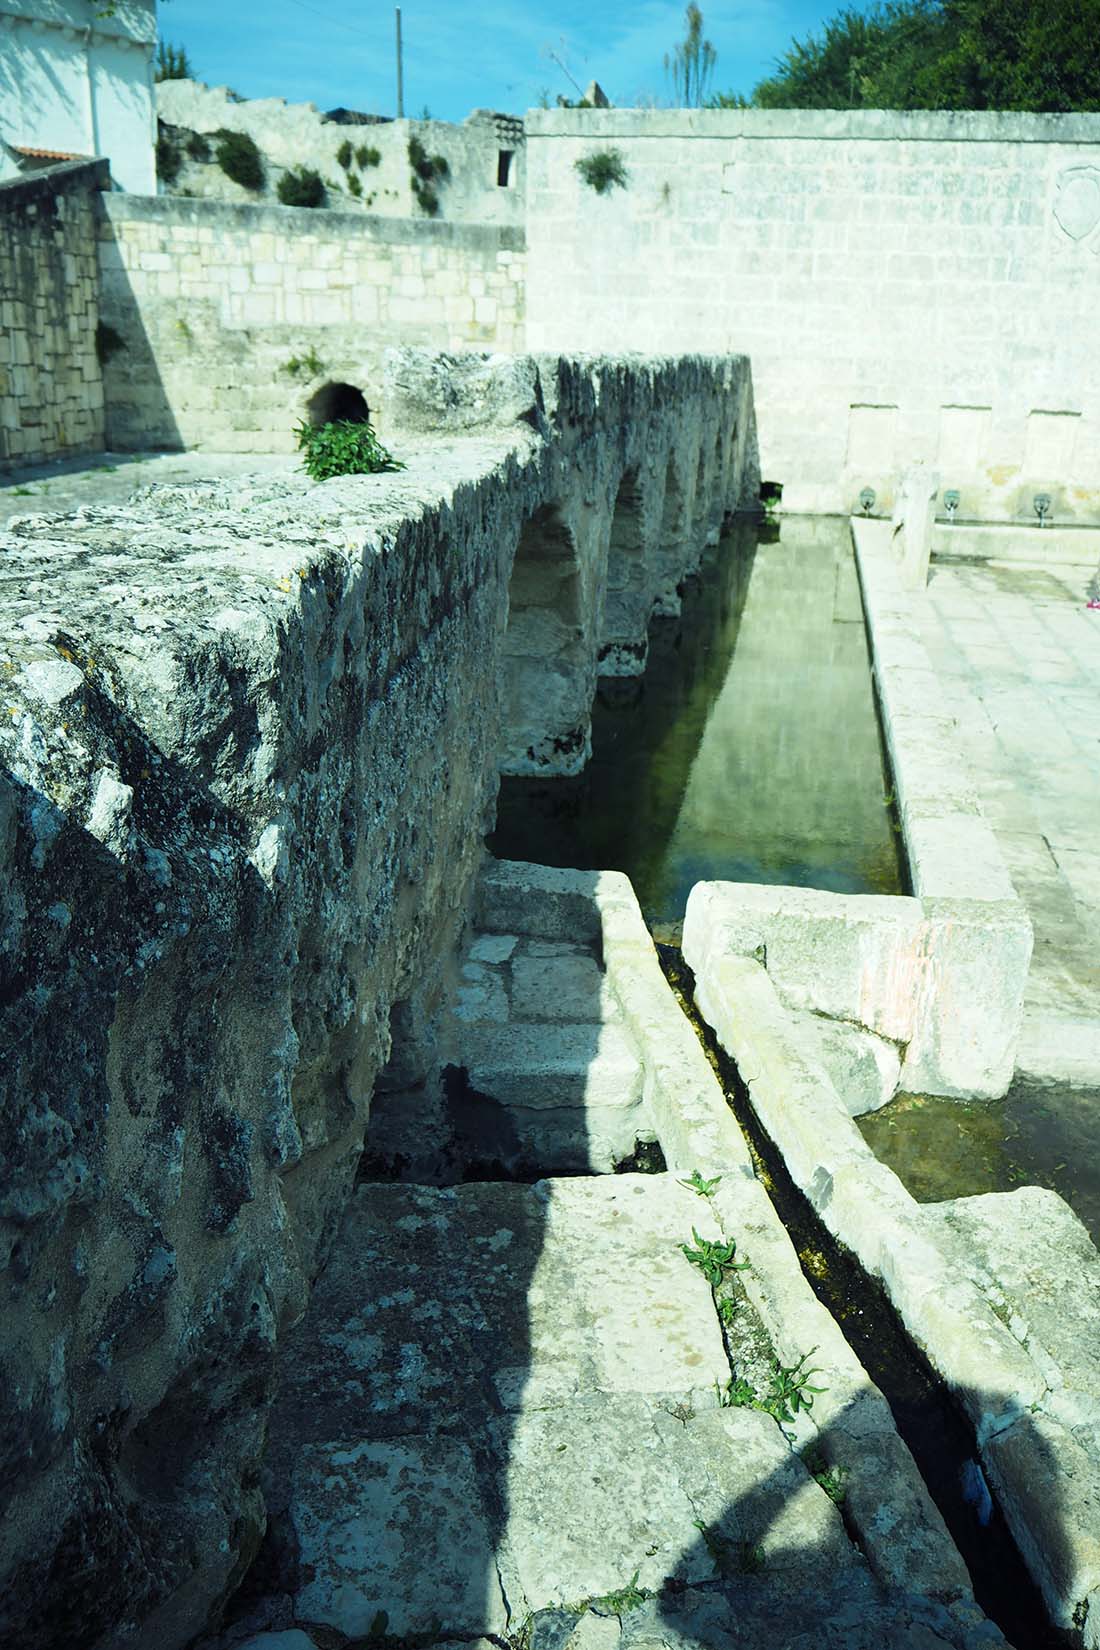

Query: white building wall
left=0, top=0, right=156, bottom=193
left=524, top=108, right=1100, bottom=522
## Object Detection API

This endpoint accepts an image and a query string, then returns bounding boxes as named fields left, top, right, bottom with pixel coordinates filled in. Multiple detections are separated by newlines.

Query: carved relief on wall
left=1053, top=166, right=1100, bottom=252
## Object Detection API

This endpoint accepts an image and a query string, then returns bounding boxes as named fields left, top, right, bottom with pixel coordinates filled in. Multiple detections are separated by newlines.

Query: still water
left=490, top=514, right=904, bottom=936
left=860, top=1083, right=1100, bottom=1245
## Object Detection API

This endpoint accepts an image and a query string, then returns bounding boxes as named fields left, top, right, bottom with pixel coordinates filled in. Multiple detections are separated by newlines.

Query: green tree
left=155, top=41, right=195, bottom=82
left=666, top=3, right=717, bottom=106
left=711, top=0, right=1100, bottom=113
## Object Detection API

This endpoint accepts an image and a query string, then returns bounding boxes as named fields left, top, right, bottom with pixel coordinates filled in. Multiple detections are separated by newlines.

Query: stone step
left=456, top=1020, right=647, bottom=1172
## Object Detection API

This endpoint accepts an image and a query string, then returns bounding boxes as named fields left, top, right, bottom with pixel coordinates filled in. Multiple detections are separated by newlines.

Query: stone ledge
left=682, top=940, right=1100, bottom=1643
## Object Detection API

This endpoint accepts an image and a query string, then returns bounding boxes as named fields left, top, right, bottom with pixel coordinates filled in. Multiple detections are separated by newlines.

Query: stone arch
left=306, top=380, right=371, bottom=426
left=691, top=441, right=709, bottom=535
left=660, top=454, right=685, bottom=548
left=653, top=454, right=688, bottom=617
left=599, top=467, right=651, bottom=677
left=499, top=504, right=590, bottom=776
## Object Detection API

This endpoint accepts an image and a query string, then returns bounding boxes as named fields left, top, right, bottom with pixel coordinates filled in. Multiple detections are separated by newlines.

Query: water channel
left=491, top=513, right=905, bottom=939
left=492, top=511, right=1100, bottom=1250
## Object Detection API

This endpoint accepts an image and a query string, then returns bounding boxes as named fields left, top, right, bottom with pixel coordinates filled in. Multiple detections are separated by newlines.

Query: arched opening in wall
left=500, top=503, right=588, bottom=774
left=660, top=456, right=684, bottom=548
left=691, top=443, right=709, bottom=533
left=608, top=468, right=644, bottom=575
left=600, top=468, right=649, bottom=674
left=497, top=149, right=514, bottom=187
left=306, top=381, right=371, bottom=426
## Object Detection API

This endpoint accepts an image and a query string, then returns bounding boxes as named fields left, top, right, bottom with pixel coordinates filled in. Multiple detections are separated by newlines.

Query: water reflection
left=490, top=514, right=903, bottom=935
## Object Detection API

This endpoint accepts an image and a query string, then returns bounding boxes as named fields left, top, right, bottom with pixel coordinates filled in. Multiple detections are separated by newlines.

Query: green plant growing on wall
left=186, top=131, right=211, bottom=162
left=281, top=346, right=326, bottom=378
left=347, top=173, right=363, bottom=197
left=94, top=322, right=126, bottom=366
left=575, top=148, right=629, bottom=194
left=156, top=131, right=182, bottom=186
left=356, top=143, right=381, bottom=168
left=215, top=129, right=265, bottom=191
left=277, top=168, right=326, bottom=208
left=295, top=420, right=405, bottom=482
left=408, top=134, right=450, bottom=216
left=336, top=138, right=354, bottom=170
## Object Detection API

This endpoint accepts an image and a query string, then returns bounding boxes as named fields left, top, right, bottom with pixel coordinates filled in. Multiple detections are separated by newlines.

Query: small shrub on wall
left=215, top=129, right=265, bottom=191
left=575, top=148, right=629, bottom=194
left=277, top=168, right=326, bottom=208
left=356, top=143, right=381, bottom=168
left=295, top=420, right=405, bottom=481
left=156, top=133, right=182, bottom=187
left=408, top=134, right=450, bottom=216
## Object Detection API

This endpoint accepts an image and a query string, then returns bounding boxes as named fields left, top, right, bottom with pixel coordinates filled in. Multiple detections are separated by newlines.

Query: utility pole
left=395, top=7, right=404, bottom=118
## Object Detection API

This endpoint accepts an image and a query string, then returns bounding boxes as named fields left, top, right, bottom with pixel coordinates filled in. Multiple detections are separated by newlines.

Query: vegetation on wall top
left=155, top=42, right=195, bottom=82
left=295, top=419, right=406, bottom=481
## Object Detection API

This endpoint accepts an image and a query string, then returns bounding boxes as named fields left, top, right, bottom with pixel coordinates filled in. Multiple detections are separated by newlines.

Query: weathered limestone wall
left=0, top=160, right=109, bottom=471
left=156, top=79, right=524, bottom=225
left=524, top=108, right=1100, bottom=521
left=0, top=349, right=753, bottom=1650
left=95, top=193, right=527, bottom=452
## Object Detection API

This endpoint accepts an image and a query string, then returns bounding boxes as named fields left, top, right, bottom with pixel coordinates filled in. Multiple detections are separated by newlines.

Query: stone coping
left=0, top=157, right=110, bottom=212
left=478, top=859, right=976, bottom=1606
left=99, top=188, right=527, bottom=251
left=526, top=106, right=1100, bottom=143
left=851, top=515, right=1019, bottom=906
left=680, top=928, right=1100, bottom=1644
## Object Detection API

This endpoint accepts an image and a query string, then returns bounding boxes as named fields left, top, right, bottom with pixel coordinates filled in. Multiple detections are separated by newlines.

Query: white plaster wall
left=0, top=0, right=156, bottom=193
left=524, top=109, right=1100, bottom=522
left=156, top=79, right=524, bottom=225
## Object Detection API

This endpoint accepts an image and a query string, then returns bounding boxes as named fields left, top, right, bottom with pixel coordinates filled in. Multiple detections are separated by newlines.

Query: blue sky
left=158, top=1, right=837, bottom=121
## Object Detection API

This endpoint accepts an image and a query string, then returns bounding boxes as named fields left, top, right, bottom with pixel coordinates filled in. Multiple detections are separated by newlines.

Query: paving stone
left=495, top=1394, right=855, bottom=1611
left=290, top=1437, right=511, bottom=1638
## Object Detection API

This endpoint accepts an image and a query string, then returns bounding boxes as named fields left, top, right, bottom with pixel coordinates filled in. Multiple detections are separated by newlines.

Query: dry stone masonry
left=0, top=160, right=109, bottom=471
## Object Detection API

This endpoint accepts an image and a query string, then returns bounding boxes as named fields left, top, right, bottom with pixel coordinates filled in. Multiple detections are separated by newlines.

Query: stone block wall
left=96, top=193, right=526, bottom=451
left=524, top=108, right=1100, bottom=522
left=0, top=349, right=752, bottom=1650
left=0, top=159, right=109, bottom=471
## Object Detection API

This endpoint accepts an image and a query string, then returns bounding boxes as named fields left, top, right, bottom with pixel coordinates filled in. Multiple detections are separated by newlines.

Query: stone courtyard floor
left=918, top=553, right=1100, bottom=1085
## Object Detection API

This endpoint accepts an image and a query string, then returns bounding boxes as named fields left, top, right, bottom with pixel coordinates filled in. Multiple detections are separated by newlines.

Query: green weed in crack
left=693, top=1518, right=765, bottom=1577
left=680, top=1227, right=749, bottom=1287
left=802, top=1443, right=847, bottom=1505
left=716, top=1348, right=826, bottom=1435
left=679, top=1169, right=721, bottom=1198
